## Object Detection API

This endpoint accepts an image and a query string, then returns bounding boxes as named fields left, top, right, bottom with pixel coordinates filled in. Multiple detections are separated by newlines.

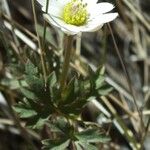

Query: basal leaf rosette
left=37, top=0, right=118, bottom=35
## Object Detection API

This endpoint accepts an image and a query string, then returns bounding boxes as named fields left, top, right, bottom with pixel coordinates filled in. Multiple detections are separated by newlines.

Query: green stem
left=60, top=35, right=74, bottom=91
left=32, top=0, right=47, bottom=85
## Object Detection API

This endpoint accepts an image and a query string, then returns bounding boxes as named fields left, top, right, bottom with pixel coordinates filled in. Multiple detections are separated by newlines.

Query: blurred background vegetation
left=0, top=0, right=150, bottom=149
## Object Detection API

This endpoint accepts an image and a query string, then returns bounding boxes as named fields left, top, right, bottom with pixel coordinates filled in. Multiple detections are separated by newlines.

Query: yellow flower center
left=63, top=0, right=88, bottom=26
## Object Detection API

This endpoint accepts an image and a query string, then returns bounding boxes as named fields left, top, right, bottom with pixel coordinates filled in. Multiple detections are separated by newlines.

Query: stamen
left=63, top=0, right=88, bottom=26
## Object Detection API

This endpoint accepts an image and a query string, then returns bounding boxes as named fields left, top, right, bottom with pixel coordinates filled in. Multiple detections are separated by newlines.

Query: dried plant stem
left=42, top=0, right=49, bottom=47
left=141, top=117, right=150, bottom=146
left=107, top=23, right=145, bottom=140
left=0, top=85, right=37, bottom=149
left=3, top=14, right=37, bottom=40
left=60, top=35, right=74, bottom=91
left=32, top=0, right=47, bottom=84
left=123, top=0, right=150, bottom=31
left=108, top=94, right=137, bottom=120
left=2, top=0, right=23, bottom=61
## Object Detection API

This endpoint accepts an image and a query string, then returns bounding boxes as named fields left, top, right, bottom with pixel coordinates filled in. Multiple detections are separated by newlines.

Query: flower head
left=63, top=0, right=88, bottom=26
left=37, top=0, right=118, bottom=35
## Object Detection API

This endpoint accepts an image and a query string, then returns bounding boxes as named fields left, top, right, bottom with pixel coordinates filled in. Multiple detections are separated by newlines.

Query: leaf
left=59, top=97, right=86, bottom=115
left=25, top=75, right=44, bottom=90
left=13, top=104, right=37, bottom=118
left=77, top=141, right=97, bottom=150
left=25, top=61, right=38, bottom=75
left=48, top=72, right=57, bottom=88
left=42, top=139, right=70, bottom=150
left=82, top=80, right=90, bottom=91
left=75, top=129, right=110, bottom=143
left=95, top=75, right=105, bottom=90
left=1, top=78, right=27, bottom=90
left=74, top=142, right=83, bottom=150
left=60, top=77, right=76, bottom=105
left=98, top=84, right=113, bottom=95
left=46, top=123, right=63, bottom=133
left=96, top=66, right=105, bottom=76
left=20, top=88, right=38, bottom=101
left=46, top=117, right=70, bottom=134
left=33, top=117, right=49, bottom=129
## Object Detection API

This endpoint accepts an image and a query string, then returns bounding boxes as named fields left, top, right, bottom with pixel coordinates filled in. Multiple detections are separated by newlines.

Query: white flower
left=37, top=0, right=118, bottom=35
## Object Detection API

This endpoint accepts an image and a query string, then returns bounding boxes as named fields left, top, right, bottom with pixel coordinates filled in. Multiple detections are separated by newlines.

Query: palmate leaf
left=90, top=67, right=106, bottom=90
left=32, top=117, right=49, bottom=129
left=60, top=77, right=79, bottom=105
left=46, top=117, right=71, bottom=135
left=75, top=128, right=110, bottom=143
left=24, top=74, right=51, bottom=101
left=13, top=103, right=37, bottom=118
left=58, top=77, right=90, bottom=115
left=75, top=141, right=97, bottom=150
left=24, top=61, right=47, bottom=99
left=25, top=61, right=45, bottom=94
left=42, top=139, right=70, bottom=150
left=20, top=87, right=38, bottom=101
left=59, top=97, right=87, bottom=115
left=88, top=67, right=113, bottom=96
left=25, top=75, right=44, bottom=94
left=26, top=114, right=50, bottom=130
left=25, top=61, right=38, bottom=75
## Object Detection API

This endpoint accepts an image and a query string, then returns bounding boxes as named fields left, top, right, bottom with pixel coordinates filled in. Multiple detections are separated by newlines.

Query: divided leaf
left=25, top=61, right=38, bottom=75
left=75, top=128, right=110, bottom=143
left=42, top=139, right=70, bottom=150
left=13, top=103, right=37, bottom=118
left=75, top=141, right=97, bottom=150
left=20, top=87, right=38, bottom=101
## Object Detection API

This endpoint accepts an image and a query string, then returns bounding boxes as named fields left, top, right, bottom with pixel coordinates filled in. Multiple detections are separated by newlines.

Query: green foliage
left=25, top=61, right=38, bottom=75
left=89, top=67, right=113, bottom=96
left=75, top=128, right=110, bottom=143
left=12, top=54, right=112, bottom=149
left=42, top=139, right=70, bottom=150
left=13, top=99, right=37, bottom=118
left=42, top=117, right=110, bottom=150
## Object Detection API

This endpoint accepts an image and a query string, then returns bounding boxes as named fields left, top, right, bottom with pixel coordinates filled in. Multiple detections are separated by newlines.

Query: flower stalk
left=60, top=35, right=74, bottom=91
left=32, top=0, right=47, bottom=85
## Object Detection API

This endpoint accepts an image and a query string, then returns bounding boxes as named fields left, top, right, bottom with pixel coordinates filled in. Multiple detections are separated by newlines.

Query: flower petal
left=96, top=13, right=118, bottom=24
left=37, top=0, right=70, bottom=12
left=89, top=3, right=114, bottom=17
left=81, top=24, right=103, bottom=32
left=82, top=13, right=118, bottom=32
left=43, top=14, right=82, bottom=35
left=48, top=6, right=62, bottom=17
left=50, top=0, right=70, bottom=8
left=38, top=0, right=118, bottom=34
